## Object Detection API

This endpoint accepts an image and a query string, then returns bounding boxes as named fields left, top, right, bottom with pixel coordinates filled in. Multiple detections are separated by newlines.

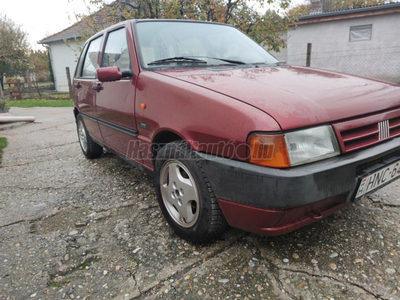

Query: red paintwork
left=97, top=67, right=122, bottom=82
left=73, top=78, right=104, bottom=144
left=96, top=79, right=139, bottom=158
left=74, top=19, right=400, bottom=166
left=73, top=21, right=142, bottom=160
left=134, top=71, right=281, bottom=168
left=135, top=65, right=400, bottom=167
left=158, top=67, right=400, bottom=131
left=94, top=22, right=141, bottom=160
left=218, top=196, right=351, bottom=236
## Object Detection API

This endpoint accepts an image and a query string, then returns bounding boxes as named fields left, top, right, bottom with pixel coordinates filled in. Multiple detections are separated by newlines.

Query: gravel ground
left=0, top=107, right=399, bottom=300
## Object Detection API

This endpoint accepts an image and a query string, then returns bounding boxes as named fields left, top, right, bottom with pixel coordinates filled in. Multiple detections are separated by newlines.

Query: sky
left=1, top=0, right=111, bottom=50
left=1, top=0, right=298, bottom=50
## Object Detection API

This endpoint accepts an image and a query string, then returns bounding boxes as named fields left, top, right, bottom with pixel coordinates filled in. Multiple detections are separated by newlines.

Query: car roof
left=86, top=19, right=233, bottom=42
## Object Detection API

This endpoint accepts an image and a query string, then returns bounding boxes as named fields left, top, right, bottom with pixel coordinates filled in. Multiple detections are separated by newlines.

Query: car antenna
left=180, top=1, right=188, bottom=19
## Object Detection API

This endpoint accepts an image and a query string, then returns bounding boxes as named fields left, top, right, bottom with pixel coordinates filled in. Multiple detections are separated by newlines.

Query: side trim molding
left=80, top=111, right=138, bottom=137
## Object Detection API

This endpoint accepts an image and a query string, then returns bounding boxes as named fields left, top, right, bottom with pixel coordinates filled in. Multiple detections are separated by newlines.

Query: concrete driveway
left=0, top=107, right=399, bottom=300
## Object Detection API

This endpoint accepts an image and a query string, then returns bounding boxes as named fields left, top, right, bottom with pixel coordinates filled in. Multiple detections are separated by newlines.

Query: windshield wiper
left=211, top=58, right=246, bottom=65
left=252, top=61, right=283, bottom=66
left=189, top=56, right=246, bottom=65
left=169, top=56, right=247, bottom=66
left=148, top=57, right=207, bottom=66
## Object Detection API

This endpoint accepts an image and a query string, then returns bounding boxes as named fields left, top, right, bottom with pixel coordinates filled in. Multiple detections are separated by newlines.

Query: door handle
left=92, top=84, right=103, bottom=91
left=74, top=83, right=81, bottom=88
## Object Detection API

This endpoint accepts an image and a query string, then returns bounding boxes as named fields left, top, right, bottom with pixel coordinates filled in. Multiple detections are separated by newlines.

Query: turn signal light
left=247, top=133, right=290, bottom=168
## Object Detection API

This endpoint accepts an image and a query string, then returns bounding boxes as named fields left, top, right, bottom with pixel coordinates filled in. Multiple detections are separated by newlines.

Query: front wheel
left=154, top=141, right=227, bottom=243
left=76, top=114, right=103, bottom=159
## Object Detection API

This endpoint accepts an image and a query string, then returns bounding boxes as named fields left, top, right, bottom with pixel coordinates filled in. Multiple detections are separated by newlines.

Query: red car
left=73, top=19, right=400, bottom=242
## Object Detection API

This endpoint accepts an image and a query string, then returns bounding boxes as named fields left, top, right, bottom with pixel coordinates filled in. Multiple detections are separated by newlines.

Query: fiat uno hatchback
left=73, top=19, right=400, bottom=242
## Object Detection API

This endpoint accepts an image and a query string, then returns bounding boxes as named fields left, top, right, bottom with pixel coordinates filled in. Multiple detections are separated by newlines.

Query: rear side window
left=101, top=28, right=131, bottom=73
left=82, top=36, right=103, bottom=78
left=75, top=43, right=88, bottom=78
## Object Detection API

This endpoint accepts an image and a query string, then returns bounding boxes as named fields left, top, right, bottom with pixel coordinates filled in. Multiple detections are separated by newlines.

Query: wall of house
left=272, top=13, right=400, bottom=83
left=48, top=40, right=81, bottom=92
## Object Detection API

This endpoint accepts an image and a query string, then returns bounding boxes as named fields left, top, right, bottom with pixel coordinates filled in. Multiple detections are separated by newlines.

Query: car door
left=95, top=26, right=142, bottom=162
left=73, top=35, right=104, bottom=143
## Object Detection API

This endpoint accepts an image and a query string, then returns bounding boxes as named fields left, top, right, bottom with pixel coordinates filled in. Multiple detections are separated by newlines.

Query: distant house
left=38, top=25, right=81, bottom=92
left=272, top=2, right=400, bottom=84
left=38, top=0, right=136, bottom=92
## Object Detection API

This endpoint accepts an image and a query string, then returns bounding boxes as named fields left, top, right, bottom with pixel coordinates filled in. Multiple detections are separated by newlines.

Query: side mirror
left=97, top=67, right=122, bottom=82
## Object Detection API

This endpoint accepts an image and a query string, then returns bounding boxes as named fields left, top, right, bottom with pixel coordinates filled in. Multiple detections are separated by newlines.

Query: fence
left=281, top=45, right=400, bottom=84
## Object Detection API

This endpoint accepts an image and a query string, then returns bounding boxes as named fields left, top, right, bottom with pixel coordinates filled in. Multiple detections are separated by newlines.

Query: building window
left=349, top=25, right=372, bottom=42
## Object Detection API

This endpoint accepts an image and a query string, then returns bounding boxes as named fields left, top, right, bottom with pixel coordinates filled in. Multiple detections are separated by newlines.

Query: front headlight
left=284, top=125, right=340, bottom=166
left=248, top=125, right=340, bottom=168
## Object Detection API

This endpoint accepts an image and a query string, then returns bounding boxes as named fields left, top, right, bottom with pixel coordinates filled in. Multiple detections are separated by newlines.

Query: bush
left=0, top=137, right=7, bottom=164
left=0, top=99, right=9, bottom=112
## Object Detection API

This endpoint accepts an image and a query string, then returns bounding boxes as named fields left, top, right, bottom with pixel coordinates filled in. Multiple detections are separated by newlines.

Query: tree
left=287, top=3, right=309, bottom=16
left=28, top=50, right=50, bottom=82
left=48, top=50, right=55, bottom=87
left=0, top=15, right=29, bottom=94
left=26, top=50, right=50, bottom=97
left=321, top=0, right=388, bottom=12
left=69, top=0, right=294, bottom=52
left=287, top=0, right=389, bottom=16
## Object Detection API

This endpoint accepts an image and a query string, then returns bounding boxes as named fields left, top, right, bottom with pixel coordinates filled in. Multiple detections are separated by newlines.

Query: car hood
left=157, top=66, right=400, bottom=130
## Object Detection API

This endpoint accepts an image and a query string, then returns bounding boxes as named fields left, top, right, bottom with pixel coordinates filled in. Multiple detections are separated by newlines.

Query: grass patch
left=47, top=276, right=75, bottom=288
left=47, top=282, right=62, bottom=288
left=80, top=262, right=91, bottom=270
left=5, top=99, right=73, bottom=108
left=0, top=137, right=7, bottom=164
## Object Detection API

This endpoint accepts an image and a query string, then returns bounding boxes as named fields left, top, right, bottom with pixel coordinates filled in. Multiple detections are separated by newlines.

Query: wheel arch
left=154, top=140, right=228, bottom=242
left=73, top=107, right=79, bottom=120
left=152, top=130, right=184, bottom=160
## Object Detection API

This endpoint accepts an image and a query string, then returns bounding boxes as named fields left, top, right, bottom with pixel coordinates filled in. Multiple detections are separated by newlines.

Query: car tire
left=76, top=114, right=103, bottom=159
left=154, top=141, right=228, bottom=243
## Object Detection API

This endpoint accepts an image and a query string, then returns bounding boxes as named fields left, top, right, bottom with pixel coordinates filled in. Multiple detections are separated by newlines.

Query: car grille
left=332, top=108, right=400, bottom=153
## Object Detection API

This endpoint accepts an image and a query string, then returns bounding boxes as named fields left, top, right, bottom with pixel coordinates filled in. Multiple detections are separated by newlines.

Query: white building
left=38, top=25, right=81, bottom=93
left=272, top=2, right=400, bottom=84
left=39, top=0, right=137, bottom=92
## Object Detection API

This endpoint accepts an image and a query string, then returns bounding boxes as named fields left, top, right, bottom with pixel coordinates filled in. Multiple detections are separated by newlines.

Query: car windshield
left=135, top=21, right=279, bottom=69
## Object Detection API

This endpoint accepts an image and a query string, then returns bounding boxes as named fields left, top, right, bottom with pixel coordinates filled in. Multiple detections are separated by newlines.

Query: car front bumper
left=196, top=136, right=400, bottom=236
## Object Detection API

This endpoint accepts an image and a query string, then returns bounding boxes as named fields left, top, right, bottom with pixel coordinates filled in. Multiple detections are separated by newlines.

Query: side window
left=101, top=28, right=131, bottom=73
left=75, top=43, right=88, bottom=78
left=82, top=36, right=103, bottom=78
